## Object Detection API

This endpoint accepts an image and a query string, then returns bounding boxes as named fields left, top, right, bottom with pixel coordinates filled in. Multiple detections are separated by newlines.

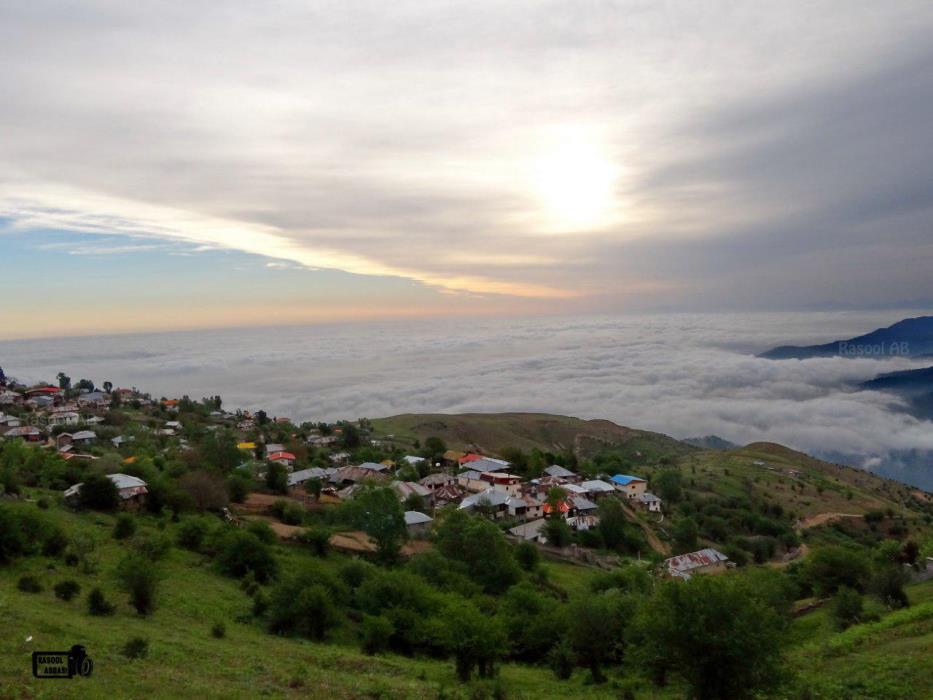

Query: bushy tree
left=632, top=576, right=786, bottom=699
left=264, top=462, right=288, bottom=494
left=434, top=510, right=520, bottom=594
left=268, top=564, right=346, bottom=640
left=79, top=473, right=120, bottom=511
left=653, top=470, right=683, bottom=503
left=179, top=470, right=229, bottom=511
left=500, top=583, right=561, bottom=662
left=831, top=586, right=864, bottom=630
left=435, top=600, right=507, bottom=681
left=113, top=513, right=137, bottom=540
left=566, top=591, right=630, bottom=683
left=672, top=517, right=698, bottom=553
left=346, top=486, right=407, bottom=564
left=215, top=530, right=278, bottom=582
left=116, top=553, right=159, bottom=615
left=805, top=546, right=871, bottom=596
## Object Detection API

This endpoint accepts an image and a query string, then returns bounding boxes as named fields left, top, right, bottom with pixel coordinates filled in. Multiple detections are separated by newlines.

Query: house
left=508, top=518, right=547, bottom=543
left=442, top=449, right=465, bottom=467
left=468, top=457, right=511, bottom=473
left=164, top=420, right=182, bottom=431
left=457, top=469, right=489, bottom=493
left=357, top=461, right=390, bottom=473
left=419, top=472, right=456, bottom=491
left=610, top=474, right=648, bottom=499
left=2, top=426, right=43, bottom=442
left=580, top=479, right=616, bottom=498
left=308, top=435, right=338, bottom=447
left=0, top=414, right=22, bottom=429
left=26, top=386, right=61, bottom=399
left=543, top=464, right=578, bottom=481
left=479, top=471, right=523, bottom=496
left=519, top=493, right=544, bottom=520
left=330, top=465, right=389, bottom=486
left=265, top=443, right=286, bottom=455
left=459, top=488, right=529, bottom=520
left=267, top=451, right=296, bottom=468
left=636, top=492, right=662, bottom=513
left=288, top=467, right=330, bottom=488
left=432, top=483, right=465, bottom=507
left=404, top=511, right=433, bottom=538
left=84, top=416, right=106, bottom=425
left=664, top=548, right=729, bottom=580
left=49, top=411, right=80, bottom=427
left=0, top=390, right=22, bottom=405
left=402, top=455, right=426, bottom=468
left=63, top=473, right=149, bottom=510
left=390, top=480, right=434, bottom=506
left=77, top=391, right=108, bottom=410
left=329, top=451, right=351, bottom=464
left=71, top=430, right=97, bottom=446
left=571, top=496, right=598, bottom=514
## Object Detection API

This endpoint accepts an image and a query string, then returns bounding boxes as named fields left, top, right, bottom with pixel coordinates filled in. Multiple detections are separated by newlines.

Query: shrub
left=268, top=564, right=346, bottom=640
left=251, top=591, right=269, bottom=618
left=17, top=575, right=43, bottom=593
left=869, top=566, right=910, bottom=610
left=132, top=532, right=172, bottom=561
left=270, top=499, right=305, bottom=526
left=360, top=614, right=394, bottom=655
left=514, top=542, right=540, bottom=572
left=549, top=638, right=576, bottom=680
left=78, top=473, right=120, bottom=511
left=215, top=530, right=278, bottom=583
left=227, top=474, right=251, bottom=503
left=117, top=553, right=160, bottom=615
left=298, top=527, right=330, bottom=557
left=41, top=527, right=69, bottom=557
left=122, top=637, right=149, bottom=660
left=831, top=586, right=864, bottom=630
left=211, top=622, right=226, bottom=639
left=179, top=470, right=229, bottom=512
left=339, top=559, right=375, bottom=590
left=246, top=520, right=277, bottom=544
left=54, top=580, right=81, bottom=601
left=113, top=513, right=137, bottom=540
left=36, top=496, right=50, bottom=510
left=87, top=587, right=116, bottom=616
left=176, top=516, right=213, bottom=551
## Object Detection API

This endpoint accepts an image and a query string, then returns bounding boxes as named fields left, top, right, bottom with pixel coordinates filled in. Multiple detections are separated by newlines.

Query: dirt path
left=798, top=512, right=863, bottom=529
left=619, top=499, right=670, bottom=556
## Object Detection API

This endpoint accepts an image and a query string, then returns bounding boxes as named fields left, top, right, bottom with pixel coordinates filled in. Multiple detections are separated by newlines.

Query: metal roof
left=544, top=465, right=576, bottom=478
left=404, top=511, right=433, bottom=525
left=610, top=474, right=646, bottom=485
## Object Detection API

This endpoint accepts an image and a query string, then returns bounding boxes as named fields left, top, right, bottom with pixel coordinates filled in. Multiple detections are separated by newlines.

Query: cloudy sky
left=2, top=2, right=933, bottom=338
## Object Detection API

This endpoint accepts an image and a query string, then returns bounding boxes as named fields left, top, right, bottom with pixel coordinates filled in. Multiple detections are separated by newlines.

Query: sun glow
left=533, top=135, right=619, bottom=232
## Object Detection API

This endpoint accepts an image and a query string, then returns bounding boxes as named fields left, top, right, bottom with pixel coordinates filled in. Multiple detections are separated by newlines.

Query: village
left=0, top=368, right=729, bottom=581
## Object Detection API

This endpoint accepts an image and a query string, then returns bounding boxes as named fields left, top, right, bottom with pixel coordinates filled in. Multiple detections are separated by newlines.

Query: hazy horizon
left=4, top=309, right=933, bottom=487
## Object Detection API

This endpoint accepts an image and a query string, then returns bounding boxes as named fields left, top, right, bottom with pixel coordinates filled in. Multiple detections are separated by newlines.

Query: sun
left=533, top=137, right=619, bottom=232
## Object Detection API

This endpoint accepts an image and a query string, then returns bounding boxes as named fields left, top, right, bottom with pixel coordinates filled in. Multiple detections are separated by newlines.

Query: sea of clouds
left=2, top=311, right=932, bottom=487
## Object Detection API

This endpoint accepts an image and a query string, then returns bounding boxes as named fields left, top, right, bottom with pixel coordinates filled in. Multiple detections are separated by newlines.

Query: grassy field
left=3, top=473, right=932, bottom=699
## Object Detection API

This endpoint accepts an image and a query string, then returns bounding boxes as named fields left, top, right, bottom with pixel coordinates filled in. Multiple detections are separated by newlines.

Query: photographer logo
left=32, top=645, right=93, bottom=679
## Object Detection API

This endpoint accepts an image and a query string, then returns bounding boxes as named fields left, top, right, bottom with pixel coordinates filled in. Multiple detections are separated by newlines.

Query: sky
left=2, top=2, right=933, bottom=338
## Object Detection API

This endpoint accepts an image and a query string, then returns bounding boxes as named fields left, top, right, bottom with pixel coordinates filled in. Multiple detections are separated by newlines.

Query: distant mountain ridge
left=860, top=365, right=933, bottom=421
left=683, top=435, right=739, bottom=450
left=760, top=316, right=933, bottom=359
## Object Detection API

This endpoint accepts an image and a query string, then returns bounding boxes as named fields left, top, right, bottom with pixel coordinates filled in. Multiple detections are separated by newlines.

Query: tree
left=265, top=462, right=288, bottom=494
left=434, top=510, right=520, bottom=594
left=78, top=473, right=120, bottom=511
left=341, top=424, right=361, bottom=449
left=501, top=583, right=561, bottom=662
left=57, top=372, right=71, bottom=390
left=544, top=518, right=572, bottom=548
left=597, top=497, right=640, bottom=553
left=545, top=486, right=568, bottom=516
left=0, top=367, right=6, bottom=386
left=305, top=477, right=323, bottom=499
left=268, top=564, right=346, bottom=640
left=423, top=436, right=446, bottom=458
left=215, top=530, right=278, bottom=582
left=514, top=541, right=540, bottom=572
left=116, top=553, right=159, bottom=615
left=804, top=546, right=871, bottom=596
left=348, top=487, right=407, bottom=564
left=653, top=470, right=683, bottom=503
left=566, top=592, right=628, bottom=683
left=179, top=470, right=229, bottom=511
left=633, top=576, right=786, bottom=699
left=869, top=565, right=910, bottom=609
left=102, top=381, right=113, bottom=393
left=831, top=586, right=863, bottom=630
left=672, top=517, right=698, bottom=553
left=436, top=600, right=507, bottom=681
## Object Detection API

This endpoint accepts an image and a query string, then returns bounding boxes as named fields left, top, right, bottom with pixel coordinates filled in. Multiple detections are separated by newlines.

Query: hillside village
left=3, top=366, right=933, bottom=699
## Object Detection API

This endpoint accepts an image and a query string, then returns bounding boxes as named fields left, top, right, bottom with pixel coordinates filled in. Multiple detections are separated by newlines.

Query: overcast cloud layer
left=2, top=1, right=933, bottom=323
left=2, top=311, right=932, bottom=486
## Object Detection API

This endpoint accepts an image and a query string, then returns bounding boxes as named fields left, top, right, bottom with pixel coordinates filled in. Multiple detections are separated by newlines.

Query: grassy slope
left=0, top=500, right=617, bottom=700
left=787, top=580, right=933, bottom=700
left=372, top=412, right=695, bottom=461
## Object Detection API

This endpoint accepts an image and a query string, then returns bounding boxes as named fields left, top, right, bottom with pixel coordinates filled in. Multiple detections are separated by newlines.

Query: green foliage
left=53, top=579, right=81, bottom=601
left=433, top=599, right=507, bottom=682
left=345, top=486, right=407, bottom=564
left=17, top=575, right=42, bottom=593
left=113, top=513, right=137, bottom=540
left=226, top=473, right=251, bottom=503
left=87, top=587, right=115, bottom=616
left=360, top=614, right=395, bottom=655
left=264, top=462, right=288, bottom=494
left=514, top=541, right=540, bottom=572
left=805, top=546, right=871, bottom=596
left=270, top=499, right=304, bottom=525
left=596, top=498, right=644, bottom=554
left=500, top=582, right=561, bottom=662
left=672, top=516, right=699, bottom=553
left=246, top=519, right=277, bottom=544
left=869, top=566, right=910, bottom=610
left=176, top=515, right=215, bottom=551
left=211, top=622, right=226, bottom=639
left=297, top=526, right=331, bottom=557
left=632, top=575, right=787, bottom=699
left=117, top=553, right=160, bottom=615
left=434, top=510, right=520, bottom=594
left=268, top=564, right=346, bottom=640
left=215, top=530, right=278, bottom=583
left=122, top=636, right=149, bottom=660
left=131, top=531, right=172, bottom=561
left=832, top=586, right=864, bottom=630
left=78, top=473, right=120, bottom=511
left=549, top=638, right=576, bottom=680
left=0, top=503, right=65, bottom=563
left=653, top=469, right=683, bottom=503
left=566, top=591, right=630, bottom=683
